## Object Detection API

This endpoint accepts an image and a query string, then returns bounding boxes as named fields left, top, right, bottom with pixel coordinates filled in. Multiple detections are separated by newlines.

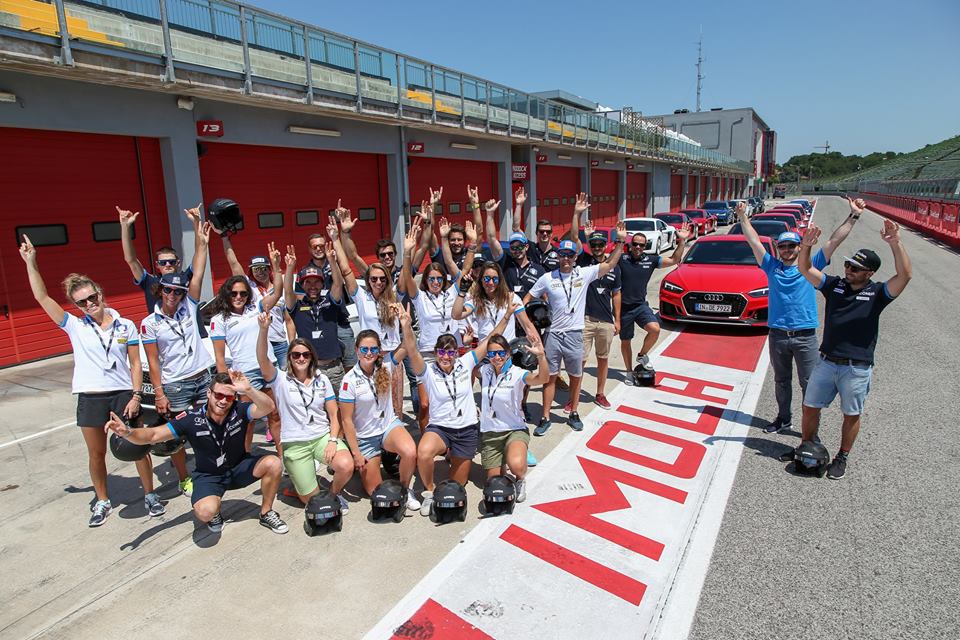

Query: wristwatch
left=328, top=437, right=339, bottom=445
left=469, top=203, right=480, bottom=211
left=850, top=214, right=860, bottom=220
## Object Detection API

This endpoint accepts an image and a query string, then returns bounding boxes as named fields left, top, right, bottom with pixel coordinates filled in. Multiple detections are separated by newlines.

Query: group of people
left=20, top=187, right=908, bottom=535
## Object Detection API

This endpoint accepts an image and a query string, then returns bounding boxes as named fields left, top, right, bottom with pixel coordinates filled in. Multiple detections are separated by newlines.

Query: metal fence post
left=239, top=6, right=252, bottom=94
left=506, top=88, right=512, bottom=137
left=157, top=0, right=176, bottom=82
left=353, top=41, right=363, bottom=112
left=429, top=64, right=437, bottom=123
left=52, top=0, right=73, bottom=66
left=526, top=95, right=531, bottom=139
left=484, top=83, right=490, bottom=133
left=303, top=26, right=313, bottom=104
left=396, top=56, right=403, bottom=119
left=459, top=73, right=465, bottom=128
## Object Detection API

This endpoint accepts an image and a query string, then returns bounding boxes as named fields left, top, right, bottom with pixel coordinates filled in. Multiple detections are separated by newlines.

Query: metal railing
left=5, top=0, right=750, bottom=173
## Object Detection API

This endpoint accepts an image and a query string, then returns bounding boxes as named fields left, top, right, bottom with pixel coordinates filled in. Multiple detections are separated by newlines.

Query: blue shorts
left=357, top=420, right=404, bottom=460
left=620, top=302, right=659, bottom=341
left=191, top=455, right=267, bottom=504
left=803, top=357, right=873, bottom=416
left=271, top=340, right=289, bottom=370
left=163, top=370, right=212, bottom=412
left=425, top=423, right=480, bottom=460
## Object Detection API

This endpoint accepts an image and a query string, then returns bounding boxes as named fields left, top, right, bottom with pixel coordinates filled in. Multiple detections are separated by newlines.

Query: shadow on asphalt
left=703, top=435, right=794, bottom=462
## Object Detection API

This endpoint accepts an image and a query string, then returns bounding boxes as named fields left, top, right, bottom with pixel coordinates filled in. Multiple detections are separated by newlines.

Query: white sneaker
left=314, top=459, right=322, bottom=473
left=406, top=489, right=422, bottom=512
left=515, top=479, right=527, bottom=504
left=337, top=494, right=350, bottom=515
left=419, top=491, right=434, bottom=517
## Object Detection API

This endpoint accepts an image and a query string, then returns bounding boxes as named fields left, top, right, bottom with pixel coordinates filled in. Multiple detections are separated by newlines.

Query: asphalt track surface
left=0, top=196, right=956, bottom=639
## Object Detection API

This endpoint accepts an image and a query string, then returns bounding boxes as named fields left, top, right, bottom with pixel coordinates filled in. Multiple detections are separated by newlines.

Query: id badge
left=312, top=330, right=321, bottom=339
left=513, top=285, right=522, bottom=293
left=216, top=454, right=226, bottom=467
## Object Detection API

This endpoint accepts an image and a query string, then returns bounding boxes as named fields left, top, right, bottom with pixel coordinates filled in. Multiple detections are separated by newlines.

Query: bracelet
left=850, top=214, right=860, bottom=220
left=457, top=291, right=467, bottom=297
left=132, top=390, right=143, bottom=398
left=328, top=438, right=339, bottom=445
left=470, top=203, right=480, bottom=211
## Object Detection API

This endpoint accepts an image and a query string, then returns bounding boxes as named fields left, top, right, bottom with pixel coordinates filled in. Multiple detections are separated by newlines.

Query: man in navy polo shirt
left=105, top=371, right=287, bottom=534
left=736, top=199, right=860, bottom=433
left=577, top=228, right=622, bottom=409
left=796, top=219, right=912, bottom=479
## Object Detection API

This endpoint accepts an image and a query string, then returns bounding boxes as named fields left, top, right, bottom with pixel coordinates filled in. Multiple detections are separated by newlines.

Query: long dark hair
left=354, top=329, right=391, bottom=396
left=419, top=262, right=452, bottom=293
left=469, top=261, right=511, bottom=319
left=285, top=338, right=319, bottom=378
left=208, top=275, right=253, bottom=317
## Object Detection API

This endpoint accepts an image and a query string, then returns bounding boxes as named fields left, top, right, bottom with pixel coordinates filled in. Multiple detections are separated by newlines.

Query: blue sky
left=258, top=0, right=958, bottom=162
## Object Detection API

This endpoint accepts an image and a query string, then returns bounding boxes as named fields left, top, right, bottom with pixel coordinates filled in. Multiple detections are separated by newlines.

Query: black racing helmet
left=370, top=479, right=406, bottom=523
left=380, top=451, right=401, bottom=480
left=109, top=418, right=150, bottom=462
left=150, top=436, right=186, bottom=457
left=633, top=364, right=656, bottom=386
left=794, top=441, right=830, bottom=477
left=208, top=198, right=243, bottom=235
left=304, top=492, right=343, bottom=535
left=509, top=337, right=538, bottom=371
left=524, top=299, right=551, bottom=331
left=430, top=479, right=468, bottom=524
left=482, top=475, right=516, bottom=516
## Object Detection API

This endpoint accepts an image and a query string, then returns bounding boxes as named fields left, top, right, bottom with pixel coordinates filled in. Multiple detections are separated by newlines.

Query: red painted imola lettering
left=616, top=402, right=726, bottom=436
left=652, top=371, right=733, bottom=405
left=588, top=420, right=707, bottom=479
left=533, top=457, right=687, bottom=560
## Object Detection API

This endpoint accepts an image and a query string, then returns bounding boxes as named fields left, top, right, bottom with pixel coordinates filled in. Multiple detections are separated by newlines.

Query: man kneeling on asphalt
left=105, top=371, right=289, bottom=534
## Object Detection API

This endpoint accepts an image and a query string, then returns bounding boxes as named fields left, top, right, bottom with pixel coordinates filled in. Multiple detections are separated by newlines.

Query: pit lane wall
left=855, top=193, right=960, bottom=248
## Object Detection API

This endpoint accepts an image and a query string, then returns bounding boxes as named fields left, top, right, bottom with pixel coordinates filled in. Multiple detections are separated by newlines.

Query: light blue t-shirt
left=761, top=249, right=828, bottom=330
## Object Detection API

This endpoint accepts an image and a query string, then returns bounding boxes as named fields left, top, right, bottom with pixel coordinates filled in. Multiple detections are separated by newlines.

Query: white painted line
left=0, top=421, right=77, bottom=450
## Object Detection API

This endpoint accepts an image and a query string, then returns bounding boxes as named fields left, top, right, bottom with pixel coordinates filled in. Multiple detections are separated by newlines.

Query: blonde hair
left=365, top=263, right=398, bottom=326
left=355, top=330, right=391, bottom=396
left=61, top=273, right=103, bottom=302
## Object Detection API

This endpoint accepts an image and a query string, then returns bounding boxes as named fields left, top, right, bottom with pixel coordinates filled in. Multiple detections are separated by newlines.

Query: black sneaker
left=763, top=418, right=792, bottom=434
left=826, top=456, right=847, bottom=480
left=259, top=510, right=289, bottom=534
left=534, top=418, right=552, bottom=437
left=777, top=447, right=797, bottom=463
left=88, top=500, right=112, bottom=527
left=144, top=493, right=165, bottom=518
left=207, top=512, right=224, bottom=533
left=568, top=412, right=584, bottom=432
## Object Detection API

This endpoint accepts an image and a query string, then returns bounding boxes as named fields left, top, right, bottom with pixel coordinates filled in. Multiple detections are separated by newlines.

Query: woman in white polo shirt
left=479, top=334, right=549, bottom=504
left=400, top=304, right=515, bottom=516
left=19, top=235, right=164, bottom=527
left=255, top=314, right=354, bottom=513
left=338, top=325, right=420, bottom=513
left=452, top=250, right=535, bottom=343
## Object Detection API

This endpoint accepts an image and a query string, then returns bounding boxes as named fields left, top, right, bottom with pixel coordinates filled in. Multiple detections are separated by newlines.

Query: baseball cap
left=776, top=231, right=802, bottom=245
left=588, top=231, right=607, bottom=244
left=508, top=232, right=528, bottom=245
left=249, top=255, right=270, bottom=269
left=844, top=248, right=881, bottom=272
left=558, top=239, right=577, bottom=255
left=297, top=265, right=324, bottom=281
left=159, top=272, right=189, bottom=290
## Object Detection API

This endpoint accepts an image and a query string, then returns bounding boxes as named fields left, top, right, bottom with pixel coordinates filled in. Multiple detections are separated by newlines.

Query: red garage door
left=699, top=176, right=709, bottom=206
left=669, top=174, right=683, bottom=212
left=408, top=156, right=499, bottom=234
left=687, top=175, right=698, bottom=208
left=626, top=172, right=648, bottom=216
left=712, top=177, right=720, bottom=199
left=0, top=128, right=170, bottom=367
left=536, top=165, right=581, bottom=239
left=590, top=169, right=618, bottom=227
left=199, top=142, right=390, bottom=281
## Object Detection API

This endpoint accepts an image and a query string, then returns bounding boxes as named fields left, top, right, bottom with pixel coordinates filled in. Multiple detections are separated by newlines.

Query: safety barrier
left=859, top=192, right=960, bottom=248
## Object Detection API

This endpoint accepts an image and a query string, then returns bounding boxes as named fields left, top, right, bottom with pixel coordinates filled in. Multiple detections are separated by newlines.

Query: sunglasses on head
left=368, top=276, right=388, bottom=283
left=358, top=346, right=380, bottom=355
left=73, top=292, right=99, bottom=307
left=844, top=261, right=867, bottom=272
left=482, top=275, right=500, bottom=284
left=487, top=350, right=508, bottom=359
left=289, top=350, right=311, bottom=361
left=379, top=251, right=396, bottom=259
left=210, top=390, right=235, bottom=402
left=156, top=258, right=179, bottom=267
left=161, top=287, right=186, bottom=296
left=436, top=348, right=458, bottom=357
left=229, top=290, right=250, bottom=298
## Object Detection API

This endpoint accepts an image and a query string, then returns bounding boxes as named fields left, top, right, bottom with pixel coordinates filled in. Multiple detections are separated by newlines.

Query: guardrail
left=1, top=0, right=751, bottom=173
left=858, top=192, right=960, bottom=248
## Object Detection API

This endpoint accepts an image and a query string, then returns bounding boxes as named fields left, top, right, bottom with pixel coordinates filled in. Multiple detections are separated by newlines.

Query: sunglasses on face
left=589, top=242, right=606, bottom=249
left=436, top=348, right=458, bottom=357
left=777, top=243, right=799, bottom=250
left=630, top=242, right=645, bottom=248
left=156, top=258, right=179, bottom=267
left=73, top=293, right=99, bottom=307
left=210, top=390, right=235, bottom=402
left=538, top=229, right=552, bottom=234
left=427, top=276, right=445, bottom=283
left=368, top=276, right=388, bottom=283
left=161, top=287, right=186, bottom=296
left=229, top=290, right=250, bottom=298
left=509, top=244, right=526, bottom=252
left=358, top=346, right=381, bottom=355
left=379, top=251, right=396, bottom=259
left=289, top=350, right=311, bottom=361
left=844, top=261, right=866, bottom=272
left=487, top=350, right=508, bottom=359
left=250, top=265, right=270, bottom=272
left=559, top=252, right=576, bottom=259
left=482, top=276, right=500, bottom=284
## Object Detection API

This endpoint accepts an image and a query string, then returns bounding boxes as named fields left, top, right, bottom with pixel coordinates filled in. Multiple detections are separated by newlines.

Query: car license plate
left=142, top=383, right=154, bottom=395
left=695, top=303, right=733, bottom=313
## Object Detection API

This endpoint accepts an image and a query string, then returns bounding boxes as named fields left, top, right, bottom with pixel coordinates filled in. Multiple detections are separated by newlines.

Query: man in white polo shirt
left=525, top=221, right=625, bottom=434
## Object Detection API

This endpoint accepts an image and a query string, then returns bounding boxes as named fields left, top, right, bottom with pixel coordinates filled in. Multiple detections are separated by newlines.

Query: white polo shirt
left=339, top=358, right=400, bottom=438
left=140, top=296, right=214, bottom=382
left=59, top=308, right=139, bottom=394
left=209, top=302, right=276, bottom=373
left=267, top=371, right=335, bottom=443
left=464, top=293, right=525, bottom=341
left=410, top=286, right=461, bottom=351
left=351, top=284, right=401, bottom=351
left=248, top=279, right=287, bottom=344
left=528, top=264, right=601, bottom=333
left=416, top=352, right=479, bottom=429
left=478, top=360, right=529, bottom=433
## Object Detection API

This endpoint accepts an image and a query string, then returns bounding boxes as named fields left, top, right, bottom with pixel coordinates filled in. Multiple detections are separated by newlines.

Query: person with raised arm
left=487, top=186, right=528, bottom=265
left=20, top=235, right=163, bottom=527
left=303, top=231, right=357, bottom=370
left=736, top=198, right=861, bottom=435
left=793, top=220, right=911, bottom=480
left=105, top=370, right=288, bottom=534
left=402, top=303, right=515, bottom=516
left=566, top=192, right=592, bottom=255
left=452, top=249, right=536, bottom=344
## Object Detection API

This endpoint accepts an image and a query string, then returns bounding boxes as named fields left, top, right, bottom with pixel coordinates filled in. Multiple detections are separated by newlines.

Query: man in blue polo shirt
left=577, top=229, right=622, bottom=409
left=796, top=219, right=911, bottom=479
left=736, top=198, right=860, bottom=433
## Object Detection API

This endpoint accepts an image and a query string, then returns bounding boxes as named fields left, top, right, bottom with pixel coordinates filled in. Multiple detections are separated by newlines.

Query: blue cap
left=248, top=255, right=270, bottom=268
left=776, top=231, right=802, bottom=245
left=508, top=232, right=528, bottom=245
left=558, top=239, right=577, bottom=254
left=159, top=272, right=189, bottom=289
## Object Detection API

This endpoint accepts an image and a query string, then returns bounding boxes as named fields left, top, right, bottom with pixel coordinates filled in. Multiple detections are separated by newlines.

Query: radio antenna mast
left=695, top=27, right=704, bottom=112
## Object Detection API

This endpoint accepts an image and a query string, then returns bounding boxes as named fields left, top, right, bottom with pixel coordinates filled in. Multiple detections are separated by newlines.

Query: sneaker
left=568, top=412, right=584, bottom=432
left=526, top=450, right=538, bottom=467
left=406, top=489, right=421, bottom=512
left=555, top=375, right=569, bottom=391
left=778, top=447, right=798, bottom=463
left=595, top=394, right=611, bottom=409
left=763, top=418, right=792, bottom=434
left=623, top=372, right=636, bottom=386
left=827, top=456, right=847, bottom=480
left=144, top=492, right=165, bottom=517
left=207, top=512, right=224, bottom=533
left=636, top=353, right=652, bottom=370
left=178, top=477, right=193, bottom=497
left=259, top=510, right=289, bottom=534
left=522, top=404, right=532, bottom=423
left=419, top=491, right=434, bottom=517
left=88, top=500, right=111, bottom=527
left=515, top=478, right=527, bottom=503
left=337, top=493, right=350, bottom=515
left=534, top=418, right=552, bottom=437
left=265, top=428, right=274, bottom=444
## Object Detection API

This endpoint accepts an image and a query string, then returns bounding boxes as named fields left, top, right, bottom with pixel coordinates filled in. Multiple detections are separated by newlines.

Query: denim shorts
left=242, top=368, right=267, bottom=391
left=271, top=340, right=289, bottom=370
left=357, top=420, right=404, bottom=460
left=545, top=330, right=584, bottom=377
left=163, top=370, right=212, bottom=412
left=803, top=357, right=873, bottom=416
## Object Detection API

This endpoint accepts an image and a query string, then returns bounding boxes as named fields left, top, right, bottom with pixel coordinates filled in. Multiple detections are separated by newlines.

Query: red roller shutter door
left=408, top=156, right=499, bottom=235
left=712, top=177, right=720, bottom=198
left=687, top=175, right=698, bottom=208
left=590, top=169, right=618, bottom=227
left=699, top=176, right=709, bottom=205
left=536, top=166, right=580, bottom=239
left=199, top=142, right=390, bottom=282
left=669, top=175, right=683, bottom=212
left=626, top=173, right=648, bottom=216
left=0, top=128, right=169, bottom=366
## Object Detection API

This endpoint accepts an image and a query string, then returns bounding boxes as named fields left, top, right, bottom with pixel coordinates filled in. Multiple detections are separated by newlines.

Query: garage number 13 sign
left=197, top=120, right=224, bottom=137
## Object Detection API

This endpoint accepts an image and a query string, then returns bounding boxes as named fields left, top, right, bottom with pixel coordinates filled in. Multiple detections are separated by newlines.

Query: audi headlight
left=663, top=281, right=684, bottom=293
left=748, top=287, right=769, bottom=297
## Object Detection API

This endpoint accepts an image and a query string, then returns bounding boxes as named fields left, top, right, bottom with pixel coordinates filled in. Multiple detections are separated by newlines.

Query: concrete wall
left=661, top=108, right=772, bottom=170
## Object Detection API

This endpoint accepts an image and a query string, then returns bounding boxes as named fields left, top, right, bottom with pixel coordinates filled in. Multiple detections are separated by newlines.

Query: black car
left=773, top=187, right=786, bottom=199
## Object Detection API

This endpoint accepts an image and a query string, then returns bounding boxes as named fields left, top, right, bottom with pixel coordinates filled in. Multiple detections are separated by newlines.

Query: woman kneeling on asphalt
left=339, top=325, right=420, bottom=512
left=401, top=303, right=516, bottom=516
left=19, top=235, right=163, bottom=527
left=256, top=313, right=354, bottom=514
left=478, top=334, right=549, bottom=504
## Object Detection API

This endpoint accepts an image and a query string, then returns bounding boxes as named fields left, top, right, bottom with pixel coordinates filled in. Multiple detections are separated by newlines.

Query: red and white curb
left=366, top=327, right=770, bottom=640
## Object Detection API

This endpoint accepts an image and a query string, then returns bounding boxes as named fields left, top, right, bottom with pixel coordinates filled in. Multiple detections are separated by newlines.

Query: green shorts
left=282, top=434, right=349, bottom=496
left=480, top=429, right=530, bottom=470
